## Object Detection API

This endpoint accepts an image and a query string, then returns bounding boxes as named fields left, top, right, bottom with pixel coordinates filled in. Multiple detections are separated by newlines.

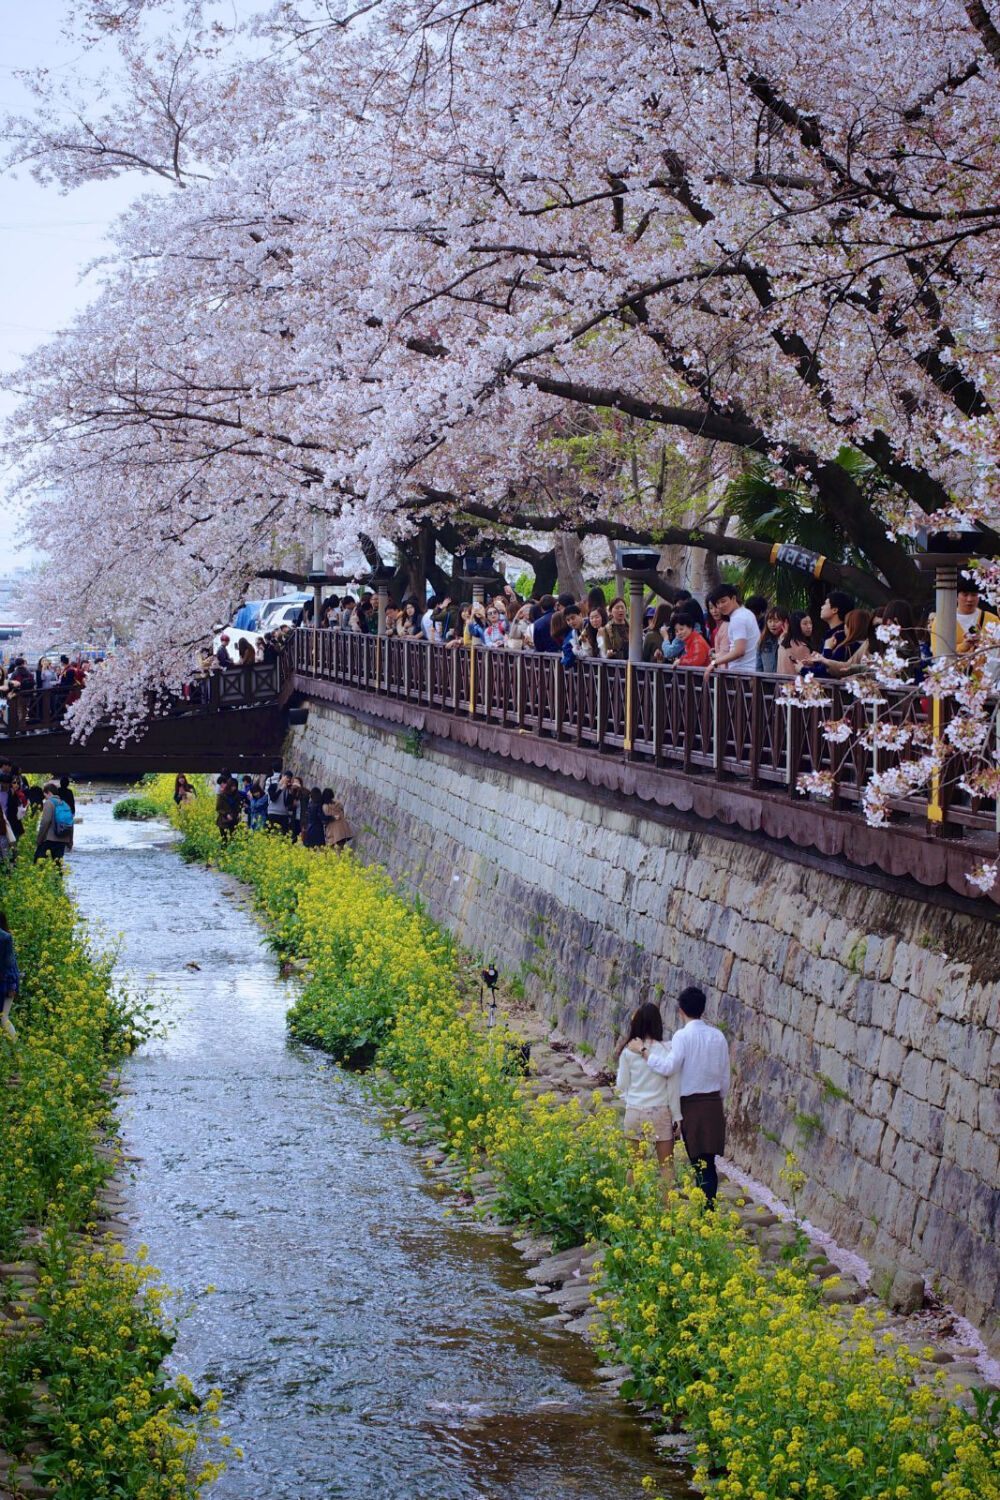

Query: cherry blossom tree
left=5, top=0, right=1000, bottom=875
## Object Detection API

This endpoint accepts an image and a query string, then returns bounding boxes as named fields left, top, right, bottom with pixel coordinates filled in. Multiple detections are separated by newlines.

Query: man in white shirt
left=703, top=585, right=760, bottom=676
left=628, top=985, right=730, bottom=1204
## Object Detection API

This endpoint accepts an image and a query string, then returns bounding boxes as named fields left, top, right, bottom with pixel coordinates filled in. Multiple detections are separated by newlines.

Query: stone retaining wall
left=288, top=701, right=1000, bottom=1349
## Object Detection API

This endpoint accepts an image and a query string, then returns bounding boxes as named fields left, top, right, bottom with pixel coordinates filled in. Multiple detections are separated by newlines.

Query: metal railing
left=293, top=629, right=998, bottom=841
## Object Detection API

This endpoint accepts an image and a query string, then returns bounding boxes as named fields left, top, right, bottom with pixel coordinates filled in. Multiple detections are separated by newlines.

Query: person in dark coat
left=215, top=776, right=241, bottom=842
left=0, top=910, right=18, bottom=1040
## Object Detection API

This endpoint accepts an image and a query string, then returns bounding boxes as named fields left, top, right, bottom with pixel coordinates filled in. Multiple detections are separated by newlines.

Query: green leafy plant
left=818, top=1073, right=850, bottom=1103
left=0, top=839, right=227, bottom=1496
left=113, top=795, right=162, bottom=820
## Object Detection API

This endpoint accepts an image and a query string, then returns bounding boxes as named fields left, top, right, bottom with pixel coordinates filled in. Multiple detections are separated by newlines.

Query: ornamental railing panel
left=290, top=629, right=999, bottom=845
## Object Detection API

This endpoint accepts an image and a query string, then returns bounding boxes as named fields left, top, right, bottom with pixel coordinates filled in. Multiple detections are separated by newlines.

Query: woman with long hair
left=575, top=605, right=606, bottom=659
left=777, top=610, right=816, bottom=676
left=398, top=600, right=422, bottom=638
left=615, top=1001, right=678, bottom=1193
left=302, top=787, right=329, bottom=848
left=173, top=774, right=195, bottom=805
left=811, top=608, right=874, bottom=677
left=643, top=603, right=674, bottom=663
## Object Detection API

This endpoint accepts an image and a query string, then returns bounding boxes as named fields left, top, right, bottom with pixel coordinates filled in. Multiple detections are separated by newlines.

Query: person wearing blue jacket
left=560, top=604, right=586, bottom=666
left=0, top=910, right=19, bottom=1041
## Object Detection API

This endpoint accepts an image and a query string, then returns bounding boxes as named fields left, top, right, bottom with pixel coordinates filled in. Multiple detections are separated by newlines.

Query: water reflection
left=69, top=796, right=689, bottom=1500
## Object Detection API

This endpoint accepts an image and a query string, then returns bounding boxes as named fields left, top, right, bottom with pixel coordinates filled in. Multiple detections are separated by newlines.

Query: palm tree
left=723, top=450, right=903, bottom=610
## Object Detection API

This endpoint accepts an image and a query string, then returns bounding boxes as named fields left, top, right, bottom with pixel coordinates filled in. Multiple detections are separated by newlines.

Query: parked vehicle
left=211, top=595, right=308, bottom=657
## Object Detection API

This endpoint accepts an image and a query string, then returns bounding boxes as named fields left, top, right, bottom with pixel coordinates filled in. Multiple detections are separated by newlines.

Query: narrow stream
left=68, top=795, right=686, bottom=1500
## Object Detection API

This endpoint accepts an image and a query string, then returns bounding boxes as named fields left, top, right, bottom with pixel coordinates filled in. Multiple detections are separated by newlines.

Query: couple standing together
left=615, top=985, right=730, bottom=1203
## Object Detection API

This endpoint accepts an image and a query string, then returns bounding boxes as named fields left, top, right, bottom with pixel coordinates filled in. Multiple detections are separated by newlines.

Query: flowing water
left=68, top=795, right=688, bottom=1500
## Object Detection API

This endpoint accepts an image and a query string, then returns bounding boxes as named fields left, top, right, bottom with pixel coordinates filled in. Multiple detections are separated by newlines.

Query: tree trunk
left=554, top=533, right=587, bottom=600
left=532, top=548, right=559, bottom=598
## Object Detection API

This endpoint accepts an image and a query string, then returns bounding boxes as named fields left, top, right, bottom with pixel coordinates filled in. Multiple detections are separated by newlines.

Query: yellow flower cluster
left=149, top=775, right=1000, bottom=1500
left=0, top=832, right=229, bottom=1497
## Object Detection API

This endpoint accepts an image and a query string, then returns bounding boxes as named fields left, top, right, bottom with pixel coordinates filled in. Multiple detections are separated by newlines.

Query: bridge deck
left=0, top=661, right=291, bottom=774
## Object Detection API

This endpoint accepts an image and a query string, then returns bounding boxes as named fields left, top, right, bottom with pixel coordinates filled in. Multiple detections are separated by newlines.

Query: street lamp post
left=461, top=551, right=496, bottom=611
left=615, top=547, right=661, bottom=664
left=616, top=547, right=662, bottom=755
left=916, top=524, right=979, bottom=834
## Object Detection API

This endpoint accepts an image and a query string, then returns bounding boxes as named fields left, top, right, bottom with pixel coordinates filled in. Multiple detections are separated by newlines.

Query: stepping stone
left=821, top=1279, right=866, bottom=1305
left=549, top=1283, right=594, bottom=1314
left=742, top=1210, right=780, bottom=1229
left=526, top=1248, right=586, bottom=1285
left=513, top=1235, right=553, bottom=1259
left=565, top=1310, right=600, bottom=1337
left=655, top=1432, right=696, bottom=1454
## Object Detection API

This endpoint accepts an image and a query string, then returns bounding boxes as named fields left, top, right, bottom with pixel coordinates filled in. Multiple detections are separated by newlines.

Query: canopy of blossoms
left=4, top=0, right=1000, bottom=878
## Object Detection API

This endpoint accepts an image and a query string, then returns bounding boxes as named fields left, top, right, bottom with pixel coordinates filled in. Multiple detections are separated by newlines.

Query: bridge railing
left=0, top=656, right=290, bottom=739
left=293, top=629, right=998, bottom=841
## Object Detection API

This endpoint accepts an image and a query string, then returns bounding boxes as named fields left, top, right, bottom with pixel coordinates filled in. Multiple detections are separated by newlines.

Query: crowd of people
left=185, top=622, right=297, bottom=700
left=173, top=767, right=354, bottom=849
left=289, top=574, right=1000, bottom=683
left=0, top=653, right=88, bottom=729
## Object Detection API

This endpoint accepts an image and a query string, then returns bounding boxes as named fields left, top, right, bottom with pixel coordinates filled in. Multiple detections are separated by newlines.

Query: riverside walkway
left=289, top=630, right=1000, bottom=908
left=3, top=627, right=996, bottom=904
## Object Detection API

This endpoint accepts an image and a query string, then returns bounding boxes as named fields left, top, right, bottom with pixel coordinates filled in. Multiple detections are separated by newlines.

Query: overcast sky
left=0, top=1, right=149, bottom=569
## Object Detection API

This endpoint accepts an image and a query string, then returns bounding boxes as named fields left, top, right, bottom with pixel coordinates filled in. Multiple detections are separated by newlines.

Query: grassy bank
left=146, top=775, right=1000, bottom=1500
left=0, top=834, right=227, bottom=1498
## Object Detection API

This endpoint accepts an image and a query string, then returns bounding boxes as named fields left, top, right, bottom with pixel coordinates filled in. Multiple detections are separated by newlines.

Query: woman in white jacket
left=615, top=1002, right=679, bottom=1192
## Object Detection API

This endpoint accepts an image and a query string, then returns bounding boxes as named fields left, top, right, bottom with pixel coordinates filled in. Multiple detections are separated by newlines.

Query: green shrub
left=113, top=795, right=162, bottom=820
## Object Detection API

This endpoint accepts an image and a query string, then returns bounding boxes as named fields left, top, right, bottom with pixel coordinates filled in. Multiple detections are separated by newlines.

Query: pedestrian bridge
left=0, top=660, right=293, bottom=775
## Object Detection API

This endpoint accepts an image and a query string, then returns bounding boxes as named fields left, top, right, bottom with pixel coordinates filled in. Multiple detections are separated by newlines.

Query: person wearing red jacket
left=668, top=609, right=711, bottom=668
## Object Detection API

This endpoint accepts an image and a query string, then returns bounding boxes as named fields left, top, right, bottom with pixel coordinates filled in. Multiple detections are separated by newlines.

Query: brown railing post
left=749, top=675, right=762, bottom=787
left=653, top=668, right=664, bottom=768
left=683, top=678, right=692, bottom=780
left=712, top=675, right=723, bottom=776
left=482, top=647, right=492, bottom=722
left=516, top=654, right=525, bottom=728
left=596, top=665, right=607, bottom=752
